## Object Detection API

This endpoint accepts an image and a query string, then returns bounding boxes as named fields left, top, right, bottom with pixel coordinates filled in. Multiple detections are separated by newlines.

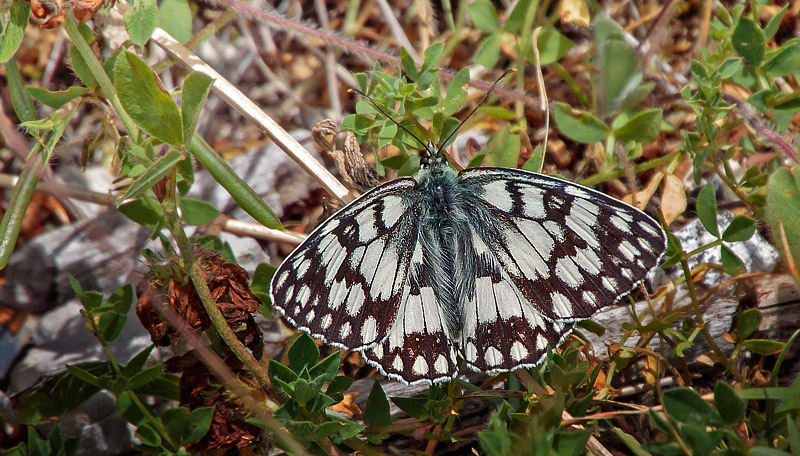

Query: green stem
left=685, top=238, right=723, bottom=258
left=160, top=171, right=272, bottom=388
left=678, top=255, right=740, bottom=381
left=552, top=61, right=590, bottom=108
left=0, top=99, right=76, bottom=268
left=64, top=12, right=138, bottom=137
left=579, top=151, right=682, bottom=186
left=85, top=311, right=180, bottom=450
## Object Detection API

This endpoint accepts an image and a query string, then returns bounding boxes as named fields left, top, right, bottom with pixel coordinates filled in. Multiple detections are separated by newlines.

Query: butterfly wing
left=459, top=168, right=666, bottom=322
left=460, top=229, right=570, bottom=372
left=456, top=168, right=666, bottom=372
left=270, top=178, right=419, bottom=350
left=360, top=240, right=459, bottom=384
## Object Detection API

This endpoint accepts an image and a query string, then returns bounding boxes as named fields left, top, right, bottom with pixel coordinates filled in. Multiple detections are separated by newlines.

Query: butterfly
left=270, top=77, right=667, bottom=385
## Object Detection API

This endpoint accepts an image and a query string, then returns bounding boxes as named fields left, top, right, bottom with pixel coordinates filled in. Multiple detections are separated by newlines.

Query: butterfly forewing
left=460, top=168, right=666, bottom=321
left=270, top=178, right=419, bottom=350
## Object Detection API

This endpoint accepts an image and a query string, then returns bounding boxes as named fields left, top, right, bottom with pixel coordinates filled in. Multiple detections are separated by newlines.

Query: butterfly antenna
left=348, top=88, right=429, bottom=151
left=437, top=68, right=516, bottom=155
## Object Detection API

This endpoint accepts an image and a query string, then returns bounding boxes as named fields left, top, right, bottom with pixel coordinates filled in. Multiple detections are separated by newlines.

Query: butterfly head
left=419, top=141, right=448, bottom=170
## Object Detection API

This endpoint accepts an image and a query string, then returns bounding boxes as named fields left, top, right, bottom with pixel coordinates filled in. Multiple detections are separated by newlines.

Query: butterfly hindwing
left=270, top=178, right=419, bottom=350
left=360, top=241, right=459, bottom=384
left=460, top=168, right=666, bottom=321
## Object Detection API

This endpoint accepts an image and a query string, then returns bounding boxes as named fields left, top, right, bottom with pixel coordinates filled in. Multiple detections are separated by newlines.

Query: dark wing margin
left=270, top=178, right=418, bottom=351
left=459, top=167, right=667, bottom=321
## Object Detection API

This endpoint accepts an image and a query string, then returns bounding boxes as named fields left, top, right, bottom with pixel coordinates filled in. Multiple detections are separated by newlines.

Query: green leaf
left=467, top=152, right=487, bottom=168
left=787, top=415, right=800, bottom=456
left=181, top=72, right=213, bottom=148
left=600, top=39, right=641, bottom=112
left=326, top=375, right=354, bottom=397
left=123, top=0, right=158, bottom=47
left=767, top=167, right=800, bottom=280
left=27, top=86, right=91, bottom=109
left=737, top=387, right=800, bottom=401
left=504, top=0, right=533, bottom=33
left=0, top=0, right=31, bottom=64
left=661, top=387, right=722, bottom=426
left=184, top=407, right=213, bottom=444
left=400, top=48, right=418, bottom=81
left=123, top=345, right=156, bottom=377
left=473, top=34, right=502, bottom=68
left=486, top=127, right=520, bottom=168
left=721, top=244, right=745, bottom=275
left=390, top=396, right=429, bottom=420
left=750, top=449, right=792, bottom=456
left=116, top=391, right=147, bottom=425
left=763, top=41, right=800, bottom=78
left=467, top=0, right=500, bottom=34
left=190, top=136, right=284, bottom=229
left=553, top=430, right=591, bottom=456
left=534, top=28, right=575, bottom=65
left=696, top=185, right=719, bottom=237
left=764, top=4, right=789, bottom=40
left=314, top=421, right=344, bottom=441
left=157, top=0, right=192, bottom=43
left=609, top=425, right=652, bottom=456
left=737, top=309, right=762, bottom=340
left=288, top=333, right=319, bottom=374
left=329, top=418, right=365, bottom=444
left=161, top=407, right=189, bottom=442
left=442, top=68, right=470, bottom=116
left=612, top=109, right=663, bottom=144
left=364, top=380, right=391, bottom=428
left=119, top=149, right=183, bottom=202
left=745, top=339, right=785, bottom=355
left=681, top=424, right=721, bottom=456
left=118, top=196, right=164, bottom=229
left=14, top=362, right=109, bottom=424
left=268, top=360, right=298, bottom=385
left=65, top=364, right=106, bottom=388
left=479, top=412, right=512, bottom=456
left=309, top=351, right=341, bottom=382
left=732, top=17, right=765, bottom=65
left=134, top=423, right=162, bottom=447
left=714, top=381, right=746, bottom=424
left=396, top=154, right=420, bottom=177
left=5, top=59, right=36, bottom=126
left=553, top=102, right=609, bottom=144
left=69, top=44, right=97, bottom=88
left=114, top=51, right=183, bottom=146
left=99, top=284, right=134, bottom=341
left=128, top=364, right=163, bottom=389
left=293, top=378, right=319, bottom=406
left=722, top=215, right=756, bottom=242
left=179, top=197, right=219, bottom=226
left=522, top=145, right=544, bottom=173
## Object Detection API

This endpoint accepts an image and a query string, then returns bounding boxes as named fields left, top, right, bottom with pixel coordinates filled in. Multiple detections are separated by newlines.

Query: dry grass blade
left=149, top=28, right=351, bottom=204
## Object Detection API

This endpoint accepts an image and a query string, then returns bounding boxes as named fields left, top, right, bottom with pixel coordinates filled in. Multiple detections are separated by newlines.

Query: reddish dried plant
left=28, top=0, right=115, bottom=29
left=135, top=248, right=265, bottom=453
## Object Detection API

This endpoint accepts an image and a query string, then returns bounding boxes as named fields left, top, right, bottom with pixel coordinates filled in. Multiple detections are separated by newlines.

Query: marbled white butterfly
left=270, top=76, right=667, bottom=385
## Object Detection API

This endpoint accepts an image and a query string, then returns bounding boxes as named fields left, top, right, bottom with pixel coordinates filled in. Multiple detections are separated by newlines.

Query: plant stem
left=160, top=171, right=272, bottom=389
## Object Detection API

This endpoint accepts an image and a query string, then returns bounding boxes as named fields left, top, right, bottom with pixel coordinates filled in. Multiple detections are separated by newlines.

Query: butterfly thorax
left=413, top=152, right=475, bottom=340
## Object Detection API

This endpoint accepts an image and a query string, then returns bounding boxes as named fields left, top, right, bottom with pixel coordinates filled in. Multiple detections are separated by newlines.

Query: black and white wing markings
left=270, top=178, right=419, bottom=351
left=459, top=228, right=571, bottom=372
left=360, top=241, right=459, bottom=385
left=460, top=168, right=667, bottom=322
